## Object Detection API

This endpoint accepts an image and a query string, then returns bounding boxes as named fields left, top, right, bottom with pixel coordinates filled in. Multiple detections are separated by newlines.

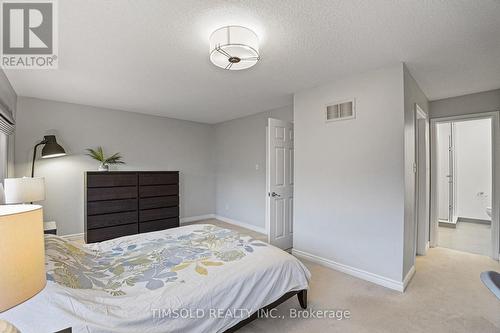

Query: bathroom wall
left=436, top=119, right=492, bottom=222
left=455, top=119, right=492, bottom=221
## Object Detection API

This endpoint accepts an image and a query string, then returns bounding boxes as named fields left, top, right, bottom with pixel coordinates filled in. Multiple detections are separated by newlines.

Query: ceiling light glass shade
left=209, top=26, right=260, bottom=70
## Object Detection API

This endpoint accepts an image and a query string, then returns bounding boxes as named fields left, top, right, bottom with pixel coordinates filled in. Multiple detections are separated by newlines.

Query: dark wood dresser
left=84, top=171, right=179, bottom=243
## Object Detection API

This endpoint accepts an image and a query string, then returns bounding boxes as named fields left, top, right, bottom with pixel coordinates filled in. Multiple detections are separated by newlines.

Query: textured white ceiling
left=5, top=0, right=500, bottom=123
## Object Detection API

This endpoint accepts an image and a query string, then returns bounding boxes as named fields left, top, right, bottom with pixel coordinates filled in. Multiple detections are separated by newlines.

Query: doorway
left=430, top=112, right=500, bottom=259
left=266, top=118, right=294, bottom=250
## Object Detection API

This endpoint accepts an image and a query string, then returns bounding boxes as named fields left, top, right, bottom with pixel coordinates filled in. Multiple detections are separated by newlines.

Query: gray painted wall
left=0, top=69, right=17, bottom=178
left=402, top=65, right=429, bottom=278
left=14, top=97, right=215, bottom=235
left=430, top=89, right=500, bottom=118
left=293, top=65, right=406, bottom=282
left=214, top=106, right=293, bottom=230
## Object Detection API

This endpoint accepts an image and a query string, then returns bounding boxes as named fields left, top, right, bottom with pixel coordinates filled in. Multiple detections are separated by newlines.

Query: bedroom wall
left=213, top=105, right=293, bottom=232
left=293, top=65, right=406, bottom=285
left=14, top=97, right=215, bottom=235
left=402, top=65, right=429, bottom=277
left=0, top=69, right=17, bottom=178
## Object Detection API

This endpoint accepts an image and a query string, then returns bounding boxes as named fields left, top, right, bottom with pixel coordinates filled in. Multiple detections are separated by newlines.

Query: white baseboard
left=292, top=249, right=408, bottom=292
left=403, top=265, right=416, bottom=291
left=214, top=215, right=267, bottom=235
left=180, top=214, right=215, bottom=223
left=61, top=233, right=84, bottom=242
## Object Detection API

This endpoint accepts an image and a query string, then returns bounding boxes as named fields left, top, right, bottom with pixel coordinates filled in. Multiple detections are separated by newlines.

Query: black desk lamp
left=31, top=135, right=66, bottom=177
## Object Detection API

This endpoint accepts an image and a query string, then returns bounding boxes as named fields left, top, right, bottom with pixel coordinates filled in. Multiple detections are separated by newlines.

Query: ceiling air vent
left=326, top=99, right=355, bottom=122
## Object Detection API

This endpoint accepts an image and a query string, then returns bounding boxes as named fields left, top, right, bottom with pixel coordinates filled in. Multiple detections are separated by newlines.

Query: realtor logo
left=1, top=0, right=58, bottom=69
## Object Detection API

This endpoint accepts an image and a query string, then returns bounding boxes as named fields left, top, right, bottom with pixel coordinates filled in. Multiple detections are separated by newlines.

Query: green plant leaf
left=85, top=147, right=125, bottom=165
left=104, top=152, right=125, bottom=165
left=85, top=147, right=105, bottom=162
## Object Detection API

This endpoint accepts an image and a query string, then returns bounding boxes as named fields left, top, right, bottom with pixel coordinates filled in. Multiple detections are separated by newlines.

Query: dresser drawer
left=87, top=174, right=137, bottom=188
left=139, top=196, right=178, bottom=210
left=87, top=199, right=137, bottom=216
left=87, top=186, right=137, bottom=201
left=139, top=173, right=178, bottom=186
left=87, top=211, right=138, bottom=229
left=139, top=184, right=178, bottom=198
left=86, top=223, right=138, bottom=243
left=139, top=207, right=179, bottom=222
left=139, top=218, right=179, bottom=233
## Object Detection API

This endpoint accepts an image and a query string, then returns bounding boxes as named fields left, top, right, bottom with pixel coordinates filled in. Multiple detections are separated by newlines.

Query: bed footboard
left=224, top=289, right=308, bottom=333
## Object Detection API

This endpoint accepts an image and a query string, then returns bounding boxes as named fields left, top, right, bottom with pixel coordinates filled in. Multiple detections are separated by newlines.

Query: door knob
left=271, top=192, right=281, bottom=197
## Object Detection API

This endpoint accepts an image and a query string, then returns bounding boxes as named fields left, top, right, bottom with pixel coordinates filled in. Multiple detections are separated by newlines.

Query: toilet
left=486, top=207, right=492, bottom=218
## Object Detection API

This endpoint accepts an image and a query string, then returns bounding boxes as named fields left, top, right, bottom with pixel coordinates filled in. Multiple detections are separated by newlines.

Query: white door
left=267, top=118, right=294, bottom=250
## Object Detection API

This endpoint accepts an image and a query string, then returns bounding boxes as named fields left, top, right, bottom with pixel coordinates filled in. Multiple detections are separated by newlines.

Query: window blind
left=0, top=99, right=14, bottom=135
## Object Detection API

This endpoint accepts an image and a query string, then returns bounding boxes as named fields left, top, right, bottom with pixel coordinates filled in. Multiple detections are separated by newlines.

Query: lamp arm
left=31, top=140, right=46, bottom=177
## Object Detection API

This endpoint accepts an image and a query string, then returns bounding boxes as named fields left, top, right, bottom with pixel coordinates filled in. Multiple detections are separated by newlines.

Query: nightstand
left=43, top=221, right=57, bottom=235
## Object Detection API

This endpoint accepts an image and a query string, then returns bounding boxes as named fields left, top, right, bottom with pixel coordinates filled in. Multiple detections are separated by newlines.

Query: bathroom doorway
left=430, top=112, right=499, bottom=259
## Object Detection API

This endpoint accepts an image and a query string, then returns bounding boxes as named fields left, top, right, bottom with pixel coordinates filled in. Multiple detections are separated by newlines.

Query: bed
left=0, top=224, right=310, bottom=333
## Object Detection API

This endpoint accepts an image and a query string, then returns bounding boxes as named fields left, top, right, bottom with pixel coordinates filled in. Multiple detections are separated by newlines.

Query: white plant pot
left=98, top=164, right=109, bottom=172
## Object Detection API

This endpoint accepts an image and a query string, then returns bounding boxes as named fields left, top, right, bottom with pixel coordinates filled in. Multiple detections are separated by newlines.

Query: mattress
left=0, top=224, right=310, bottom=333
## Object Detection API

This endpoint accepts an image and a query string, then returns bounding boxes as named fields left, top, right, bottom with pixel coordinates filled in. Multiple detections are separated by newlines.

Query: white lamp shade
left=4, top=177, right=45, bottom=204
left=209, top=26, right=260, bottom=70
left=0, top=205, right=46, bottom=312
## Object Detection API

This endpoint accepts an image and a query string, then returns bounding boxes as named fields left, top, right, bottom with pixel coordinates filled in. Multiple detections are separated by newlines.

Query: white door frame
left=266, top=122, right=270, bottom=235
left=430, top=111, right=500, bottom=260
left=415, top=104, right=430, bottom=255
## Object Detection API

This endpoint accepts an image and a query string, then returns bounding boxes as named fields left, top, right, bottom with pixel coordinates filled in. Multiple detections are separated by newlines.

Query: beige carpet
left=189, top=219, right=500, bottom=333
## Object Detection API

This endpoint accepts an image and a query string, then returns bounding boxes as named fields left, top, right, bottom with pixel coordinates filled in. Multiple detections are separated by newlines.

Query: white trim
left=415, top=104, right=427, bottom=120
left=403, top=265, right=416, bottom=291
left=265, top=120, right=270, bottom=240
left=180, top=214, right=215, bottom=224
left=292, top=249, right=408, bottom=292
left=61, top=233, right=84, bottom=242
left=214, top=215, right=267, bottom=234
left=415, top=103, right=430, bottom=256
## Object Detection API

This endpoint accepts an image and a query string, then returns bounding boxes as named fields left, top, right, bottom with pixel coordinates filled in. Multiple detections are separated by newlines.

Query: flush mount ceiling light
left=209, top=26, right=260, bottom=70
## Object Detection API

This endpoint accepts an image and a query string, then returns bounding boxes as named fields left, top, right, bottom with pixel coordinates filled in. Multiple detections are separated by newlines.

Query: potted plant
left=85, top=147, right=125, bottom=171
